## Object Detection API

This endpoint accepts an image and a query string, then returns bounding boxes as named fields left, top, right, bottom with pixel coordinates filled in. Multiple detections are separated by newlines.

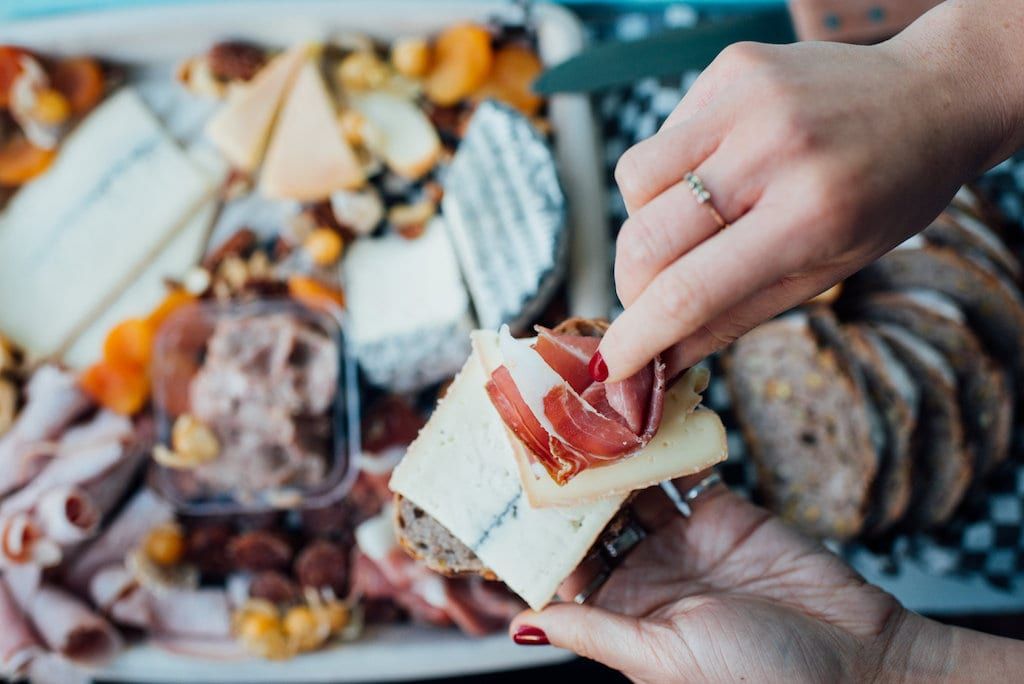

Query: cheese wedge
left=349, top=91, right=441, bottom=180
left=204, top=43, right=309, bottom=172
left=474, top=331, right=727, bottom=507
left=62, top=199, right=218, bottom=368
left=0, top=89, right=214, bottom=358
left=259, top=61, right=364, bottom=200
left=389, top=338, right=624, bottom=611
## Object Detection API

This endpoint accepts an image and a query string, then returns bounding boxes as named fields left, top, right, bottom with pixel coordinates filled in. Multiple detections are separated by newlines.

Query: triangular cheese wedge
left=259, top=61, right=364, bottom=200
left=205, top=43, right=309, bottom=172
left=350, top=91, right=440, bottom=180
left=473, top=330, right=727, bottom=507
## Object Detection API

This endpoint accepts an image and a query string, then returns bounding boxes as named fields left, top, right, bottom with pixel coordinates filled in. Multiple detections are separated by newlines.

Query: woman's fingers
left=510, top=604, right=660, bottom=675
left=615, top=143, right=761, bottom=307
left=598, top=207, right=806, bottom=381
left=615, top=107, right=727, bottom=215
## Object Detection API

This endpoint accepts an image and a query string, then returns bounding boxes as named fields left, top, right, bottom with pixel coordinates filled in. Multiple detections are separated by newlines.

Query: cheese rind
left=259, top=60, right=364, bottom=200
left=474, top=331, right=727, bottom=507
left=389, top=339, right=624, bottom=611
left=204, top=43, right=308, bottom=172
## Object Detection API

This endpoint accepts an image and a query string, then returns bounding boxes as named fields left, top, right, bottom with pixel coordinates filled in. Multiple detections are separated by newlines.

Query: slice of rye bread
left=870, top=323, right=972, bottom=529
left=854, top=289, right=1014, bottom=476
left=847, top=245, right=1024, bottom=384
left=726, top=313, right=877, bottom=540
left=840, top=323, right=918, bottom=536
left=394, top=493, right=638, bottom=584
left=923, top=209, right=1021, bottom=282
left=394, top=494, right=494, bottom=578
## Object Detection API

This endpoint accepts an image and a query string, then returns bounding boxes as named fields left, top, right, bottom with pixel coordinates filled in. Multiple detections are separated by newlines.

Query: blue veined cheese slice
left=0, top=88, right=216, bottom=358
left=342, top=217, right=473, bottom=392
left=441, top=101, right=567, bottom=333
left=389, top=336, right=624, bottom=611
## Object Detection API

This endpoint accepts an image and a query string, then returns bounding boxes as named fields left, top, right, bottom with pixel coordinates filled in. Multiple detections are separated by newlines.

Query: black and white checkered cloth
left=580, top=4, right=1024, bottom=590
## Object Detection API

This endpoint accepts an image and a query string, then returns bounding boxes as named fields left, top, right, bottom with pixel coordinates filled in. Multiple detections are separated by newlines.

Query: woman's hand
left=594, top=0, right=1024, bottom=381
left=509, top=479, right=1024, bottom=683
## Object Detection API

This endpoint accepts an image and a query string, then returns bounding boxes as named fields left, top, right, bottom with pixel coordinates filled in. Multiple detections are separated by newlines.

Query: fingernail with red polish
left=589, top=351, right=609, bottom=382
left=513, top=625, right=549, bottom=646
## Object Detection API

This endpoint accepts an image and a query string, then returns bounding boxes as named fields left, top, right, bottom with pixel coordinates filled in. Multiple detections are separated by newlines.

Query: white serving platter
left=0, top=1, right=609, bottom=680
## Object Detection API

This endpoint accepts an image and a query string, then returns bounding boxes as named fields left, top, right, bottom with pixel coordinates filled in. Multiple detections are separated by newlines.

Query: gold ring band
left=684, top=172, right=728, bottom=230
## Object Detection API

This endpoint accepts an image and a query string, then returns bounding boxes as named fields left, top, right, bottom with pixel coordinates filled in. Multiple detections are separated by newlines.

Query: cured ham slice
left=0, top=366, right=91, bottom=496
left=64, top=489, right=174, bottom=594
left=35, top=486, right=100, bottom=545
left=0, top=577, right=42, bottom=678
left=485, top=323, right=666, bottom=484
left=7, top=582, right=121, bottom=666
left=1, top=411, right=133, bottom=516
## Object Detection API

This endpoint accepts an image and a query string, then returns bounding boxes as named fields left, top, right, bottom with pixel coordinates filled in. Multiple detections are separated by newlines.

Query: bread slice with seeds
left=726, top=312, right=877, bottom=540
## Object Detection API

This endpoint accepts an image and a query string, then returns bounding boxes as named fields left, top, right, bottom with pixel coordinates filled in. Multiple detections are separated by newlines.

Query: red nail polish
left=589, top=351, right=609, bottom=382
left=513, top=625, right=549, bottom=646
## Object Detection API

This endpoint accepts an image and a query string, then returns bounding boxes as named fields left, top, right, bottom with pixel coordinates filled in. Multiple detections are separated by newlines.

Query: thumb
left=510, top=604, right=655, bottom=675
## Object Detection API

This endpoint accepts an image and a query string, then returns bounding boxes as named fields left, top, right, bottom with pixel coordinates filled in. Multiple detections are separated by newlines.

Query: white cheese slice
left=62, top=199, right=218, bottom=368
left=259, top=60, right=364, bottom=200
left=474, top=330, right=727, bottom=507
left=390, top=339, right=623, bottom=611
left=0, top=88, right=215, bottom=358
left=342, top=217, right=472, bottom=392
left=349, top=91, right=440, bottom=180
left=204, top=43, right=309, bottom=172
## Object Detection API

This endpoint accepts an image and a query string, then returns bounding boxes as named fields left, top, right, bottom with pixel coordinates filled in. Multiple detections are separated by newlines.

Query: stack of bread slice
left=726, top=188, right=1021, bottom=541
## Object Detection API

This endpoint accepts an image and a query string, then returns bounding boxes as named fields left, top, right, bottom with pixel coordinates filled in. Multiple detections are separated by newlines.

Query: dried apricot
left=0, top=46, right=26, bottom=109
left=50, top=57, right=104, bottom=116
left=80, top=359, right=150, bottom=415
left=0, top=137, right=56, bottom=186
left=474, top=45, right=543, bottom=115
left=288, top=275, right=345, bottom=312
left=147, top=289, right=196, bottom=330
left=424, top=24, right=493, bottom=106
left=103, top=318, right=155, bottom=370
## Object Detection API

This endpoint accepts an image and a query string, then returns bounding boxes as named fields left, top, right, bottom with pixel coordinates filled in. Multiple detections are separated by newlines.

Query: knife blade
left=534, top=9, right=796, bottom=95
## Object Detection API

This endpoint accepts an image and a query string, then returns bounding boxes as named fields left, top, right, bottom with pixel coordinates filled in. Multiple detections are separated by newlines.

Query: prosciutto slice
left=0, top=366, right=91, bottom=496
left=485, top=323, right=666, bottom=484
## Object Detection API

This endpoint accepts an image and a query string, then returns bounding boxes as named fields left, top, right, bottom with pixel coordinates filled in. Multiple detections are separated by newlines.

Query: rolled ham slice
left=485, top=322, right=666, bottom=484
left=1, top=411, right=133, bottom=517
left=9, top=582, right=121, bottom=666
left=0, top=576, right=43, bottom=678
left=0, top=366, right=91, bottom=496
left=35, top=486, right=100, bottom=545
left=63, top=489, right=174, bottom=595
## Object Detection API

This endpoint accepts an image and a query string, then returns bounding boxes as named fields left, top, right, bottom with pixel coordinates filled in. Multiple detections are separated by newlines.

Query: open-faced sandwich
left=389, top=318, right=728, bottom=610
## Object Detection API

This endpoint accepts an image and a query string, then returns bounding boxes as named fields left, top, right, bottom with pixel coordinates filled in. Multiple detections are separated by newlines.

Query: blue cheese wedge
left=441, top=101, right=567, bottom=332
left=390, top=331, right=728, bottom=610
left=0, top=89, right=215, bottom=358
left=342, top=217, right=472, bottom=392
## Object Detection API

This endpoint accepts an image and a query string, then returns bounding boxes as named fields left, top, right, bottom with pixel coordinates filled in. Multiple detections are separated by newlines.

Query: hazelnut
left=336, top=51, right=390, bottom=91
left=388, top=199, right=436, bottom=239
left=304, top=228, right=344, bottom=266
left=390, top=37, right=431, bottom=78
left=171, top=414, right=220, bottom=465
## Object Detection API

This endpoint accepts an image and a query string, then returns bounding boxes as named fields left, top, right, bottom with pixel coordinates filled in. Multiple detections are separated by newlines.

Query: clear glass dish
left=149, top=298, right=359, bottom=515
